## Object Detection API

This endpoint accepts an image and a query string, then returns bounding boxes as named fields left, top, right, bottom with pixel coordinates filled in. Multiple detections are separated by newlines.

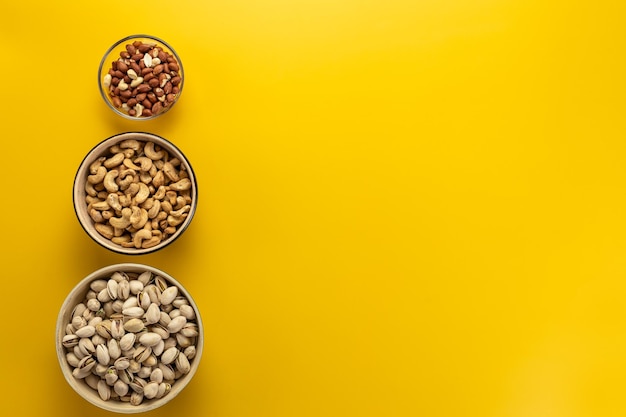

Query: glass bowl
left=98, top=35, right=184, bottom=120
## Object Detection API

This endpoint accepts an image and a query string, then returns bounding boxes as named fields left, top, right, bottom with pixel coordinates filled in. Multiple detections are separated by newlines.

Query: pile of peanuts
left=103, top=40, right=182, bottom=117
left=85, top=139, right=192, bottom=250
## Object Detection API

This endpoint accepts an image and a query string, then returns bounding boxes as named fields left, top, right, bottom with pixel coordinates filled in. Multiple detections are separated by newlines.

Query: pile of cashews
left=85, top=139, right=192, bottom=249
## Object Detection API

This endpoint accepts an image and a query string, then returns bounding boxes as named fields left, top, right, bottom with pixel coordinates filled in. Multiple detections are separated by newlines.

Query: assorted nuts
left=61, top=270, right=200, bottom=406
left=103, top=40, right=182, bottom=118
left=83, top=138, right=193, bottom=250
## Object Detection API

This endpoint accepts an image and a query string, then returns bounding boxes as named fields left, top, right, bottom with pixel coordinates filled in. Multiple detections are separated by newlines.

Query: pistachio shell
left=85, top=374, right=100, bottom=390
left=97, top=288, right=112, bottom=303
left=161, top=346, right=179, bottom=365
left=118, top=280, right=131, bottom=300
left=62, top=334, right=80, bottom=348
left=175, top=351, right=191, bottom=374
left=105, top=368, right=119, bottom=385
left=75, top=325, right=96, bottom=338
left=167, top=316, right=186, bottom=333
left=143, top=381, right=159, bottom=399
left=114, top=380, right=129, bottom=396
left=150, top=368, right=164, bottom=383
left=122, top=307, right=145, bottom=319
left=108, top=338, right=121, bottom=360
left=139, top=332, right=161, bottom=347
left=107, top=279, right=119, bottom=300
left=179, top=304, right=196, bottom=320
left=66, top=352, right=80, bottom=367
left=97, top=344, right=110, bottom=365
left=130, top=280, right=144, bottom=295
left=124, top=318, right=145, bottom=333
left=130, top=391, right=144, bottom=405
left=145, top=303, right=160, bottom=325
left=98, top=380, right=111, bottom=400
left=119, top=333, right=136, bottom=351
left=90, top=279, right=108, bottom=292
left=114, top=357, right=130, bottom=370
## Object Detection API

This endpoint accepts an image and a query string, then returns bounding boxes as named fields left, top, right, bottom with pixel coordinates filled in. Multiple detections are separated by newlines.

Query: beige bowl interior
left=55, top=263, right=204, bottom=413
left=73, top=131, right=197, bottom=255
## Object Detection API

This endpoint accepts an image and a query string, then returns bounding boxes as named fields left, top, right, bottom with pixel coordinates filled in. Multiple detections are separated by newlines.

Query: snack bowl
left=56, top=263, right=203, bottom=413
left=98, top=34, right=184, bottom=120
left=73, top=131, right=197, bottom=255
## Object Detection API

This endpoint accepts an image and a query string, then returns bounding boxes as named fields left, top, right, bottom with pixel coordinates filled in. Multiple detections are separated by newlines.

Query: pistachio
left=159, top=286, right=178, bottom=305
left=75, top=325, right=96, bottom=338
left=119, top=333, right=136, bottom=351
left=167, top=316, right=187, bottom=333
left=139, top=332, right=161, bottom=347
left=143, top=381, right=159, bottom=399
left=98, top=380, right=111, bottom=400
left=123, top=318, right=145, bottom=333
left=62, top=334, right=80, bottom=348
left=122, top=306, right=145, bottom=319
left=96, top=344, right=110, bottom=365
left=145, top=303, right=160, bottom=325
left=114, top=380, right=129, bottom=397
left=160, top=346, right=179, bottom=365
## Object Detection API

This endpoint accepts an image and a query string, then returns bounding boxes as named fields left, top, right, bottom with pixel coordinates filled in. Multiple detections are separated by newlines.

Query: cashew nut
left=165, top=191, right=177, bottom=205
left=147, top=200, right=161, bottom=219
left=88, top=166, right=107, bottom=184
left=103, top=169, right=119, bottom=193
left=174, top=196, right=186, bottom=210
left=169, top=205, right=190, bottom=218
left=95, top=224, right=114, bottom=239
left=107, top=193, right=123, bottom=212
left=167, top=214, right=187, bottom=227
left=141, top=236, right=161, bottom=249
left=104, top=152, right=125, bottom=169
left=152, top=170, right=165, bottom=188
left=119, top=139, right=142, bottom=151
left=85, top=181, right=97, bottom=197
left=144, top=141, right=165, bottom=160
left=162, top=162, right=179, bottom=182
left=109, top=207, right=132, bottom=229
left=153, top=185, right=167, bottom=200
left=112, top=235, right=131, bottom=245
left=90, top=201, right=110, bottom=211
left=168, top=178, right=191, bottom=191
left=133, top=229, right=152, bottom=248
left=139, top=171, right=152, bottom=185
left=135, top=183, right=150, bottom=204
left=89, top=157, right=106, bottom=174
left=123, top=158, right=142, bottom=171
left=134, top=156, right=153, bottom=172
left=88, top=208, right=103, bottom=223
left=130, top=207, right=149, bottom=229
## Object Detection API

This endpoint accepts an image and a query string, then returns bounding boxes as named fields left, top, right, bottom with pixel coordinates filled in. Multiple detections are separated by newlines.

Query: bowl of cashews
left=73, top=132, right=197, bottom=255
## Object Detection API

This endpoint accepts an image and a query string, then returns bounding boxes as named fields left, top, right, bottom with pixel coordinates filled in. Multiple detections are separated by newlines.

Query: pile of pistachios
left=61, top=270, right=199, bottom=405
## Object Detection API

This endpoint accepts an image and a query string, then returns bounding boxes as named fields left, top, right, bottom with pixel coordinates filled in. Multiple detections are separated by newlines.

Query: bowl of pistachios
left=56, top=263, right=203, bottom=413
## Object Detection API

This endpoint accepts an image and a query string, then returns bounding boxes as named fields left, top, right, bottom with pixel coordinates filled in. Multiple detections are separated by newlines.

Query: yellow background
left=1, top=0, right=625, bottom=416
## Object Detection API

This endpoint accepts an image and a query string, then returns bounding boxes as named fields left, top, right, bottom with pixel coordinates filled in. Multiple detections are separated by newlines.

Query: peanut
left=103, top=40, right=182, bottom=117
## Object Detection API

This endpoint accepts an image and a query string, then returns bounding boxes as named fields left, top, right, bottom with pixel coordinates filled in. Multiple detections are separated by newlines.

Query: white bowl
left=56, top=263, right=203, bottom=413
left=73, top=131, right=198, bottom=255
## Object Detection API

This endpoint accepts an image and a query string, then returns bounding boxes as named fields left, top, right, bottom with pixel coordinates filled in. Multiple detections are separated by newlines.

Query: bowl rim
left=55, top=262, right=204, bottom=413
left=72, top=131, right=198, bottom=255
left=98, top=34, right=184, bottom=120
